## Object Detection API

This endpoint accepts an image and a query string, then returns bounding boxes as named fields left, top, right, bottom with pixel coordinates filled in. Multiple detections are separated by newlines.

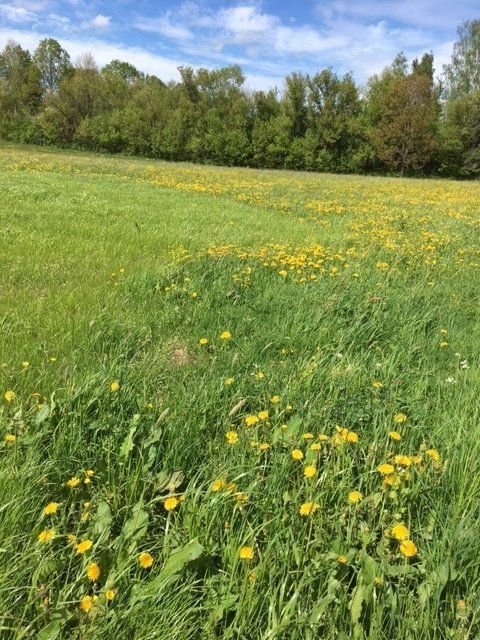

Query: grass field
left=1, top=143, right=480, bottom=639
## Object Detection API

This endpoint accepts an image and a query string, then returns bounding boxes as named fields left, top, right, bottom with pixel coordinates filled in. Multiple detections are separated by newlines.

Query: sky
left=0, top=1, right=478, bottom=89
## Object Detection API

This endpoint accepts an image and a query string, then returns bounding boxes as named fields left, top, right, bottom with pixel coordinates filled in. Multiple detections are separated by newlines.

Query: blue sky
left=0, top=1, right=478, bottom=89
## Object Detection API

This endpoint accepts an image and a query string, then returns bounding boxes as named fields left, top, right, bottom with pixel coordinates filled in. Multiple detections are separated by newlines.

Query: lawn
left=1, top=143, right=479, bottom=639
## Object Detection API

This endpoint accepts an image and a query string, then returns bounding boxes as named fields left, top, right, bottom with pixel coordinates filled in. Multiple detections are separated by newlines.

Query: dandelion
left=302, top=433, right=314, bottom=440
left=4, top=434, right=16, bottom=445
left=86, top=469, right=94, bottom=477
left=348, top=491, right=363, bottom=505
left=439, top=342, right=449, bottom=349
left=299, top=502, right=320, bottom=516
left=377, top=463, right=395, bottom=475
left=220, top=331, right=232, bottom=341
left=258, top=410, right=269, bottom=421
left=394, top=455, right=412, bottom=467
left=372, top=381, right=383, bottom=389
left=3, top=390, right=15, bottom=403
left=110, top=381, right=120, bottom=393
left=426, top=449, right=440, bottom=463
left=346, top=431, right=359, bottom=443
left=105, top=589, right=116, bottom=602
left=389, top=431, right=401, bottom=441
left=399, top=539, right=417, bottom=558
left=244, top=415, right=259, bottom=427
left=87, top=563, right=100, bottom=582
left=80, top=596, right=93, bottom=614
left=199, top=338, right=208, bottom=346
left=255, top=372, right=265, bottom=380
left=49, top=357, right=57, bottom=363
left=304, top=465, right=317, bottom=479
left=38, top=529, right=55, bottom=544
left=270, top=395, right=281, bottom=404
left=239, top=546, right=254, bottom=560
left=43, top=502, right=59, bottom=516
left=164, top=497, right=179, bottom=511
left=318, top=435, right=328, bottom=442
left=211, top=479, right=227, bottom=492
left=225, top=377, right=234, bottom=386
left=236, top=493, right=249, bottom=505
left=310, top=443, right=321, bottom=452
left=278, top=270, right=287, bottom=277
left=391, top=524, right=410, bottom=541
left=21, top=361, right=29, bottom=369
left=291, top=449, right=304, bottom=461
left=337, top=555, right=347, bottom=564
left=138, top=552, right=154, bottom=569
left=440, top=329, right=448, bottom=335
left=259, top=442, right=270, bottom=452
left=225, top=431, right=239, bottom=445
left=393, top=413, right=407, bottom=424
left=75, top=539, right=93, bottom=555
left=66, top=477, right=80, bottom=489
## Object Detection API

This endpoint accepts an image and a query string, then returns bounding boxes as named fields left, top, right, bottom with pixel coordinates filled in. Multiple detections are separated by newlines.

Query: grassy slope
left=0, top=144, right=480, bottom=640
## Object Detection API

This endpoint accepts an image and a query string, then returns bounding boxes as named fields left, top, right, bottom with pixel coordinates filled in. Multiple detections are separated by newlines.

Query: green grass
left=0, top=143, right=479, bottom=639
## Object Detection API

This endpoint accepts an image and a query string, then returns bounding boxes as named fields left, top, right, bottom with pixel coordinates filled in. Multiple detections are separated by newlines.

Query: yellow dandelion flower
left=49, top=357, right=57, bottom=363
left=337, top=555, right=347, bottom=564
left=211, top=479, right=227, bottom=492
left=302, top=433, right=314, bottom=440
left=87, top=563, right=100, bottom=582
left=299, top=502, right=320, bottom=516
left=3, top=390, right=16, bottom=403
left=377, top=463, right=395, bottom=475
left=394, top=455, right=412, bottom=467
left=105, top=589, right=116, bottom=602
left=439, top=341, right=448, bottom=349
left=304, top=465, right=317, bottom=479
left=278, top=270, right=287, bottom=277
left=270, top=395, right=281, bottom=404
left=80, top=596, right=93, bottom=614
left=199, top=338, right=208, bottom=346
left=244, top=415, right=259, bottom=427
left=67, top=534, right=77, bottom=543
left=75, top=539, right=93, bottom=555
left=236, top=493, right=249, bottom=504
left=411, top=455, right=423, bottom=465
left=259, top=442, right=270, bottom=452
left=426, top=449, right=440, bottom=463
left=318, top=435, right=328, bottom=442
left=310, top=443, right=321, bottom=452
left=291, top=449, right=304, bottom=461
left=391, top=524, right=410, bottom=541
left=66, top=477, right=80, bottom=489
left=110, top=381, right=120, bottom=393
left=138, top=552, right=154, bottom=569
left=389, top=431, right=401, bottom=441
left=372, top=381, right=383, bottom=389
left=86, top=470, right=94, bottom=477
left=43, top=502, right=59, bottom=516
left=225, top=431, right=239, bottom=445
left=440, top=328, right=447, bottom=335
left=348, top=491, right=363, bottom=505
left=346, top=431, right=359, bottom=444
left=255, top=372, right=265, bottom=380
left=399, top=539, right=417, bottom=558
left=21, top=361, right=29, bottom=369
left=393, top=413, right=407, bottom=424
left=219, top=331, right=232, bottom=341
left=258, top=410, right=269, bottom=421
left=4, top=434, right=16, bottom=445
left=164, top=496, right=179, bottom=511
left=239, top=546, right=254, bottom=560
left=38, top=529, right=55, bottom=544
left=225, top=377, right=234, bottom=386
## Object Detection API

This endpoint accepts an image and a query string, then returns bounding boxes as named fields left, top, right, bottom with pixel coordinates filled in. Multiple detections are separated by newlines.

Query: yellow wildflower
left=439, top=341, right=448, bottom=349
left=389, top=431, right=401, bottom=441
left=66, top=477, right=80, bottom=489
left=164, top=496, right=179, bottom=511
left=299, top=502, right=320, bottom=516
left=75, top=540, right=93, bottom=555
left=394, top=455, right=412, bottom=467
left=105, top=589, right=116, bottom=602
left=199, top=338, right=208, bottom=346
left=211, top=479, right=227, bottom=492
left=38, top=529, right=55, bottom=544
left=110, top=381, right=120, bottom=393
left=43, top=502, right=59, bottom=516
left=259, top=442, right=270, bottom=452
left=258, top=410, right=269, bottom=421
left=3, top=390, right=15, bottom=403
left=239, top=546, right=254, bottom=560
left=225, top=431, right=239, bottom=445
left=310, top=443, right=321, bottom=452
left=255, top=372, right=265, bottom=380
left=291, top=449, right=304, bottom=461
left=399, top=539, right=417, bottom=558
left=393, top=413, right=407, bottom=424
left=377, top=463, right=395, bottom=475
left=87, top=563, right=100, bottom=582
left=302, top=433, right=314, bottom=440
left=244, top=415, right=259, bottom=427
left=348, top=491, right=363, bottom=505
left=220, top=331, right=232, bottom=341
left=4, top=434, right=16, bottom=445
left=270, top=395, right=281, bottom=404
left=21, top=361, right=29, bottom=369
left=138, top=552, right=154, bottom=569
left=391, top=524, right=410, bottom=541
left=225, top=377, right=234, bottom=386
left=372, top=381, right=383, bottom=389
left=426, top=449, right=440, bottom=463
left=80, top=596, right=93, bottom=614
left=303, top=465, right=317, bottom=479
left=337, top=555, right=347, bottom=564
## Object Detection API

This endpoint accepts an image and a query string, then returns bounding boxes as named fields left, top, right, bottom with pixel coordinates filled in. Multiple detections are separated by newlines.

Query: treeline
left=0, top=20, right=479, bottom=177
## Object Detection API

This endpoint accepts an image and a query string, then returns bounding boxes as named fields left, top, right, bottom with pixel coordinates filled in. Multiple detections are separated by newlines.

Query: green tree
left=443, top=20, right=480, bottom=99
left=33, top=38, right=71, bottom=96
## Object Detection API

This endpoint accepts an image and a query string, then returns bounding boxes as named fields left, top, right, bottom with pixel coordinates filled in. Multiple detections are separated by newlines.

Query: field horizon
left=1, top=143, right=480, bottom=639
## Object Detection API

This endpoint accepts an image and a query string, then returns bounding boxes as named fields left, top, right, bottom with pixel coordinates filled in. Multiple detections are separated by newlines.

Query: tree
left=443, top=20, right=480, bottom=99
left=103, top=59, right=143, bottom=85
left=374, top=74, right=438, bottom=175
left=33, top=38, right=71, bottom=96
left=283, top=72, right=308, bottom=138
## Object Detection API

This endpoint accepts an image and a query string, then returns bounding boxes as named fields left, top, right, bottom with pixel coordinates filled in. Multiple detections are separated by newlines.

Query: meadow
left=1, top=143, right=480, bottom=639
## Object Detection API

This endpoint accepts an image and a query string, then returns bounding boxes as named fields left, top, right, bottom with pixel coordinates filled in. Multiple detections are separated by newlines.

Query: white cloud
left=134, top=15, right=193, bottom=41
left=90, top=14, right=110, bottom=29
left=0, top=3, right=36, bottom=22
